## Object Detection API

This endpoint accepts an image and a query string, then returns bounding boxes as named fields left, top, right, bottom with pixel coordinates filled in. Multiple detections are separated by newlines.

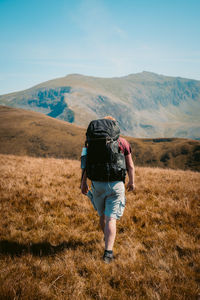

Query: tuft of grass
left=0, top=154, right=199, bottom=299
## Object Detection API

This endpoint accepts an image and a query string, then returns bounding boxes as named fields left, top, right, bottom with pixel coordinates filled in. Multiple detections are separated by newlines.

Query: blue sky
left=0, top=0, right=200, bottom=94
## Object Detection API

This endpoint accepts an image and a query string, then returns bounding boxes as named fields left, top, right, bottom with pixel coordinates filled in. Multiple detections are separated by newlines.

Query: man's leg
left=104, top=216, right=116, bottom=250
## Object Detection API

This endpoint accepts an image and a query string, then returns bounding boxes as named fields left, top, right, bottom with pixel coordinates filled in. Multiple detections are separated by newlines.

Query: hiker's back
left=85, top=119, right=126, bottom=182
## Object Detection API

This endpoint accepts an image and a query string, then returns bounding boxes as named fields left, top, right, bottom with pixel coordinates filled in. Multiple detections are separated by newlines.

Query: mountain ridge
left=2, top=71, right=200, bottom=95
left=0, top=72, right=200, bottom=139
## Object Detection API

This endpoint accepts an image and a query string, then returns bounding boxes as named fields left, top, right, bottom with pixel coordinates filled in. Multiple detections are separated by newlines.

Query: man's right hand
left=125, top=154, right=135, bottom=192
left=81, top=181, right=89, bottom=195
left=126, top=182, right=135, bottom=191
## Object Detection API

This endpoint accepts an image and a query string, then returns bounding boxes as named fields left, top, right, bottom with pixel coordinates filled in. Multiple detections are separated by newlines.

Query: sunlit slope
left=0, top=105, right=85, bottom=159
left=0, top=155, right=199, bottom=299
left=0, top=105, right=200, bottom=171
left=0, top=72, right=200, bottom=138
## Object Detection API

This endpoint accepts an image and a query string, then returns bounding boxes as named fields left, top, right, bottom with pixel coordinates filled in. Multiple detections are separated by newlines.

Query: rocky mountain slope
left=0, top=72, right=200, bottom=139
left=0, top=105, right=199, bottom=171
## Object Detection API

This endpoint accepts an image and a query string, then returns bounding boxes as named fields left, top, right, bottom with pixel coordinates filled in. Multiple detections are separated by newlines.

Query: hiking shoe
left=103, top=252, right=113, bottom=264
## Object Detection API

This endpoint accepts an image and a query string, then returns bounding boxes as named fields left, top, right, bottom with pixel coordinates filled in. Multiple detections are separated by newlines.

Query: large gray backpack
left=85, top=119, right=126, bottom=182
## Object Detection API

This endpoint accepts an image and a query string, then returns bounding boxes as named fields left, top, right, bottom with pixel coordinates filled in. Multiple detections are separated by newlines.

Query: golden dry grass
left=0, top=154, right=199, bottom=299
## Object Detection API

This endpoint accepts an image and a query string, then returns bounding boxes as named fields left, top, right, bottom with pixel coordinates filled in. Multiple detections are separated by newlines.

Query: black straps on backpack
left=85, top=119, right=126, bottom=182
left=86, top=118, right=120, bottom=142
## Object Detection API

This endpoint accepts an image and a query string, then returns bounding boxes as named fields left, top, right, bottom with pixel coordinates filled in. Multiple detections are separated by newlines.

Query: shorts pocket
left=110, top=181, right=125, bottom=194
left=116, top=196, right=126, bottom=219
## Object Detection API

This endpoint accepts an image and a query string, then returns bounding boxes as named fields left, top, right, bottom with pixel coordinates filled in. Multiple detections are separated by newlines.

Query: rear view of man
left=81, top=116, right=135, bottom=263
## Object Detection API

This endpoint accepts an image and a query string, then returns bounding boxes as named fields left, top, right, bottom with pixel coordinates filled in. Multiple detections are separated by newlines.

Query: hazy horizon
left=1, top=70, right=200, bottom=96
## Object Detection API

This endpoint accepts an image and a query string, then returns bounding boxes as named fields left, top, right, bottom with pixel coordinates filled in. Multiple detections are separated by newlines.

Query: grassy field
left=0, top=154, right=199, bottom=299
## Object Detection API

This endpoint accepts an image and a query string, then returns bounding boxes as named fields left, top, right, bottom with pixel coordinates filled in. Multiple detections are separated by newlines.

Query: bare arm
left=125, top=153, right=135, bottom=191
left=81, top=169, right=89, bottom=195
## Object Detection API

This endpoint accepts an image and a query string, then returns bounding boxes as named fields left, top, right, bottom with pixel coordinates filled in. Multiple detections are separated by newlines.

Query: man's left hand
left=81, top=181, right=89, bottom=195
left=126, top=182, right=135, bottom=191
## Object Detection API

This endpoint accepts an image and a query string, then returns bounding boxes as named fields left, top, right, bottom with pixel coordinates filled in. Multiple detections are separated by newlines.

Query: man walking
left=81, top=116, right=135, bottom=263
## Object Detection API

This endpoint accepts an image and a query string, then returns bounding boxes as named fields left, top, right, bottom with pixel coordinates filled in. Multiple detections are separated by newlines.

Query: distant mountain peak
left=65, top=73, right=85, bottom=78
left=0, top=72, right=200, bottom=140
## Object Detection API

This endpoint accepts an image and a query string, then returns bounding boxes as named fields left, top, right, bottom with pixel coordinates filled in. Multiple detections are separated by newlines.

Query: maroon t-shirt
left=118, top=137, right=131, bottom=156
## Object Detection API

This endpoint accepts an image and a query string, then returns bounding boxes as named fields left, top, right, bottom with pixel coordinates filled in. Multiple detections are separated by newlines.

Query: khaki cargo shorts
left=87, top=181, right=126, bottom=220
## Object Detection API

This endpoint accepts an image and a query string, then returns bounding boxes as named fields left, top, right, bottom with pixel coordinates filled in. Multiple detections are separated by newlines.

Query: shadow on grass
left=0, top=240, right=87, bottom=257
